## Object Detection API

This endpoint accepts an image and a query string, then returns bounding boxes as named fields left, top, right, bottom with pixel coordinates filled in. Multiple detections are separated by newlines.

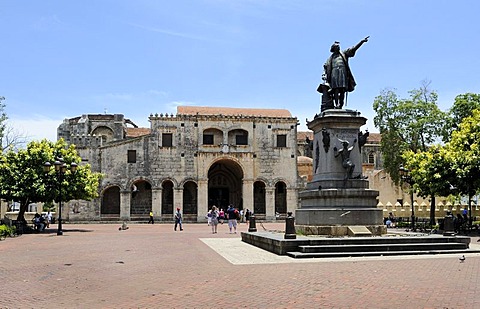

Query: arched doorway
left=253, top=181, right=266, bottom=215
left=208, top=159, right=243, bottom=211
left=101, top=186, right=120, bottom=217
left=162, top=180, right=174, bottom=219
left=91, top=125, right=114, bottom=143
left=130, top=180, right=152, bottom=218
left=183, top=181, right=198, bottom=215
left=275, top=181, right=287, bottom=217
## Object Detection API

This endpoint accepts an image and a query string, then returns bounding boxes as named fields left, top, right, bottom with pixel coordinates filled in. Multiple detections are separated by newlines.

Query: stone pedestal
left=296, top=109, right=385, bottom=236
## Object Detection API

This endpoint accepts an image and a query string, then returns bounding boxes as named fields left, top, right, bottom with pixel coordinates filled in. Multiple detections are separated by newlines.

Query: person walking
left=209, top=206, right=219, bottom=234
left=219, top=208, right=225, bottom=224
left=206, top=211, right=212, bottom=226
left=174, top=208, right=183, bottom=231
left=148, top=211, right=154, bottom=224
left=226, top=204, right=238, bottom=234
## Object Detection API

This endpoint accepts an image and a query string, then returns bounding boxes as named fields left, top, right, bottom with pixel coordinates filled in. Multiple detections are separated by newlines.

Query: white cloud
left=129, top=23, right=208, bottom=41
left=8, top=116, right=61, bottom=142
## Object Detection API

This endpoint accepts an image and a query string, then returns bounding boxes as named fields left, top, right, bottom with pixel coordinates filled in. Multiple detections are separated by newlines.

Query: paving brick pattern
left=1, top=222, right=479, bottom=309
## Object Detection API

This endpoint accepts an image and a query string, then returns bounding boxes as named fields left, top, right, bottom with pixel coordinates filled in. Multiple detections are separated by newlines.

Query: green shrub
left=396, top=221, right=410, bottom=228
left=0, top=224, right=16, bottom=238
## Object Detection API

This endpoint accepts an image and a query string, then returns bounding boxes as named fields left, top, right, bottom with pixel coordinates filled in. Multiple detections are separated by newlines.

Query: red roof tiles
left=177, top=106, right=292, bottom=118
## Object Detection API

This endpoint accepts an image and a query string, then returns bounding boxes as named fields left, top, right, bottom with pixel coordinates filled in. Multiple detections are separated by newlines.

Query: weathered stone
left=58, top=108, right=299, bottom=222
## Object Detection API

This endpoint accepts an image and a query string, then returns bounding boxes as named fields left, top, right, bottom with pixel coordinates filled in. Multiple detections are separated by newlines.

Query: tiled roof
left=177, top=106, right=292, bottom=118
left=126, top=128, right=151, bottom=137
left=367, top=132, right=381, bottom=143
left=297, top=156, right=313, bottom=164
left=297, top=131, right=314, bottom=141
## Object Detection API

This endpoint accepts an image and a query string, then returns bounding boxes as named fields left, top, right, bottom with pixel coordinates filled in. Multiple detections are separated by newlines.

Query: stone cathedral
left=58, top=106, right=300, bottom=222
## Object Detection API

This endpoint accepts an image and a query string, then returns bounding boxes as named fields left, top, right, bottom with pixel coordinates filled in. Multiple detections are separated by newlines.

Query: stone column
left=0, top=200, right=5, bottom=219
left=265, top=187, right=275, bottom=220
left=198, top=179, right=208, bottom=222
left=242, top=179, right=254, bottom=212
left=120, top=190, right=131, bottom=220
left=152, top=188, right=162, bottom=219
left=286, top=188, right=298, bottom=214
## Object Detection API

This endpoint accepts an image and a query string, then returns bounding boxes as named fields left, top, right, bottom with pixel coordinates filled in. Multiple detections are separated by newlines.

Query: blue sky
left=2, top=0, right=480, bottom=142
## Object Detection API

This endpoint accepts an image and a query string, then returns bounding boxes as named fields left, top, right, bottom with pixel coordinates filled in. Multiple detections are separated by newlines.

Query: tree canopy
left=372, top=81, right=447, bottom=183
left=445, top=109, right=480, bottom=201
left=403, top=145, right=453, bottom=199
left=0, top=139, right=102, bottom=221
left=443, top=93, right=480, bottom=141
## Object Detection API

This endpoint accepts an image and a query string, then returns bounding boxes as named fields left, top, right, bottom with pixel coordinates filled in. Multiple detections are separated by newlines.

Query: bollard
left=284, top=212, right=296, bottom=239
left=443, top=210, right=454, bottom=236
left=248, top=214, right=257, bottom=232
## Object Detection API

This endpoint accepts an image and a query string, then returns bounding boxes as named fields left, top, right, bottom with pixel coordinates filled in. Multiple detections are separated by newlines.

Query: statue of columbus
left=318, top=36, right=369, bottom=111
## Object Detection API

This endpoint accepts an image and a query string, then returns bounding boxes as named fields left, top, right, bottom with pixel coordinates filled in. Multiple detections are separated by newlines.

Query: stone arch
left=253, top=180, right=266, bottom=215
left=162, top=180, right=175, bottom=217
left=91, top=125, right=114, bottom=143
left=130, top=179, right=152, bottom=217
left=183, top=180, right=198, bottom=215
left=227, top=128, right=249, bottom=146
left=368, top=151, right=376, bottom=164
left=101, top=185, right=121, bottom=216
left=202, top=127, right=223, bottom=145
left=274, top=181, right=287, bottom=216
left=208, top=158, right=244, bottom=210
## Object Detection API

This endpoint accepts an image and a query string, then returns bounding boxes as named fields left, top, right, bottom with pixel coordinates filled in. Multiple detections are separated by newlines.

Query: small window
left=203, top=134, right=214, bottom=145
left=127, top=150, right=136, bottom=163
left=368, top=152, right=375, bottom=164
left=277, top=135, right=287, bottom=147
left=236, top=134, right=248, bottom=145
left=162, top=133, right=173, bottom=147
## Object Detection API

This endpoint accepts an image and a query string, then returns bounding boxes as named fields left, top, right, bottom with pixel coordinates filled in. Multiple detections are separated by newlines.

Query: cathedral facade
left=58, top=106, right=299, bottom=222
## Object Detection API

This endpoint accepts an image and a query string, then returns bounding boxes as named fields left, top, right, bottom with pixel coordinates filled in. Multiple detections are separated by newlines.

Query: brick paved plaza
left=1, top=222, right=480, bottom=309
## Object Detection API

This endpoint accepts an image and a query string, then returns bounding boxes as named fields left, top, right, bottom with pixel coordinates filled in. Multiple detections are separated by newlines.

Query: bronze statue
left=321, top=36, right=369, bottom=109
left=321, top=128, right=330, bottom=153
left=358, top=130, right=369, bottom=152
left=334, top=139, right=357, bottom=180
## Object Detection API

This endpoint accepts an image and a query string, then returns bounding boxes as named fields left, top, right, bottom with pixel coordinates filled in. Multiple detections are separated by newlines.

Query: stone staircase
left=241, top=231, right=480, bottom=258
left=286, top=236, right=477, bottom=258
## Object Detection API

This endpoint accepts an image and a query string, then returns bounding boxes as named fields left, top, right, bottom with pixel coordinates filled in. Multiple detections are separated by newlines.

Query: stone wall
left=57, top=109, right=299, bottom=221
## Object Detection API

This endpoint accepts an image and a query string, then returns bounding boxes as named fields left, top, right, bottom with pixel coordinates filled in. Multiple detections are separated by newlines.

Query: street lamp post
left=44, top=158, right=77, bottom=236
left=399, top=166, right=415, bottom=231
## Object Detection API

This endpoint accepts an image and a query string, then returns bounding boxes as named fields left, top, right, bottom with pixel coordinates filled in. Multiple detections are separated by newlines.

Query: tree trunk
left=468, top=194, right=473, bottom=229
left=15, top=199, right=29, bottom=223
left=430, top=194, right=436, bottom=226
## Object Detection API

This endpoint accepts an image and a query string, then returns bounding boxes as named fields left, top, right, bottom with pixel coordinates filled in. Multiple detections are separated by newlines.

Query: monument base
left=298, top=109, right=384, bottom=236
left=297, top=185, right=384, bottom=236
left=295, top=224, right=386, bottom=236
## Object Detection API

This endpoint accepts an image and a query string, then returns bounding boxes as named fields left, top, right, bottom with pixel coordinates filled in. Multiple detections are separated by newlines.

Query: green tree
left=403, top=146, right=455, bottom=202
left=444, top=109, right=480, bottom=222
left=404, top=109, right=480, bottom=226
left=0, top=139, right=102, bottom=222
left=373, top=81, right=447, bottom=184
left=443, top=93, right=480, bottom=141
left=373, top=81, right=447, bottom=225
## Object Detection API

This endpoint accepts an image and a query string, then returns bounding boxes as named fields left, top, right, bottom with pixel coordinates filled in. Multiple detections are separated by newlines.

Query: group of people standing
left=146, top=206, right=253, bottom=234
left=206, top=205, right=252, bottom=234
